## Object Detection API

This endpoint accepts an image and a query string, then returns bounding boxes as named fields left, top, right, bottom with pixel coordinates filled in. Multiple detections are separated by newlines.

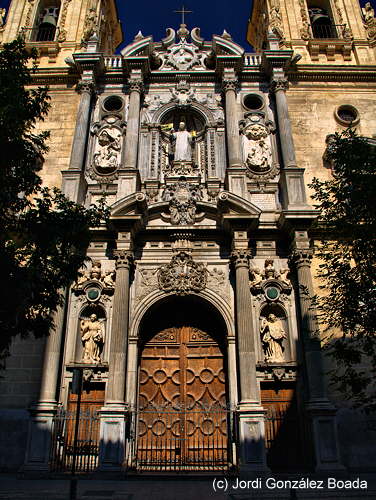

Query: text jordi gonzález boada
left=214, top=477, right=368, bottom=492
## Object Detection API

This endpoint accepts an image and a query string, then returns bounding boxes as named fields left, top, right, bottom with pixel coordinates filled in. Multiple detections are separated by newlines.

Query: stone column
left=289, top=234, right=344, bottom=471
left=123, top=78, right=143, bottom=170
left=271, top=79, right=297, bottom=169
left=23, top=300, right=66, bottom=470
left=231, top=249, right=268, bottom=471
left=222, top=75, right=242, bottom=168
left=271, top=77, right=308, bottom=208
left=99, top=250, right=133, bottom=470
left=69, top=81, right=94, bottom=171
left=62, top=81, right=94, bottom=202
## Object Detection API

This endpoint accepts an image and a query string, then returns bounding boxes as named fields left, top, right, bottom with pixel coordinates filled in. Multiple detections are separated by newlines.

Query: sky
left=116, top=1, right=253, bottom=50
left=1, top=0, right=375, bottom=52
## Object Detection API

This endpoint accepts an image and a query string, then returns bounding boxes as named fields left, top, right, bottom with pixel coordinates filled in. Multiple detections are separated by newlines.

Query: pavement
left=0, top=473, right=376, bottom=500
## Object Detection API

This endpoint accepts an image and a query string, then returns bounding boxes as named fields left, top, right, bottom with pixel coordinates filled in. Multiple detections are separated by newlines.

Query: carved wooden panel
left=137, top=327, right=228, bottom=470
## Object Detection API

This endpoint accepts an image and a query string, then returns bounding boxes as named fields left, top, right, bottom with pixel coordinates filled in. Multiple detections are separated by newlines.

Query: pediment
left=110, top=192, right=147, bottom=217
left=218, top=191, right=261, bottom=217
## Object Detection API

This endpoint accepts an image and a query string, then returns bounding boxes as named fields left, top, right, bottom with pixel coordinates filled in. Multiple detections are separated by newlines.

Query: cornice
left=28, top=61, right=376, bottom=87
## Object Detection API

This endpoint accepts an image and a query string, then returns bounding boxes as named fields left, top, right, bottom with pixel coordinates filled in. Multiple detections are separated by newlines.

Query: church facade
left=0, top=0, right=375, bottom=473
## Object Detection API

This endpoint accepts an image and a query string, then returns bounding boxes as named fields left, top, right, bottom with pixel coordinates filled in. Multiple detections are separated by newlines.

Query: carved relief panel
left=240, top=112, right=278, bottom=181
left=86, top=96, right=127, bottom=183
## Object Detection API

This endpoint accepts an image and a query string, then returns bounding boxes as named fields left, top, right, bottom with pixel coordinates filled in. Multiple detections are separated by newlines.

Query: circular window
left=265, top=286, right=280, bottom=301
left=103, top=95, right=124, bottom=112
left=86, top=287, right=101, bottom=302
left=243, top=93, right=264, bottom=111
left=334, top=105, right=360, bottom=126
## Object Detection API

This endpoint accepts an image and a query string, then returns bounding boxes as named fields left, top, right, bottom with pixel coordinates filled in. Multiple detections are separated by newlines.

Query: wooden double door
left=136, top=326, right=229, bottom=471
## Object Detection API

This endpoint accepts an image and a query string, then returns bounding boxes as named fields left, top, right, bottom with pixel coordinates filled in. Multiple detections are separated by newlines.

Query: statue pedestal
left=98, top=404, right=128, bottom=471
left=165, top=161, right=200, bottom=183
left=237, top=402, right=269, bottom=472
left=22, top=401, right=57, bottom=472
left=306, top=399, right=345, bottom=471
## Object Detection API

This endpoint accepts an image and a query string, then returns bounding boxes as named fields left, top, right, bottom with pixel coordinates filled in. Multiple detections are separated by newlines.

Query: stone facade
left=0, top=0, right=375, bottom=473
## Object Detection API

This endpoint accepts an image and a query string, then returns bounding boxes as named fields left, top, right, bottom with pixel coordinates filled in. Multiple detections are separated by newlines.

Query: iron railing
left=49, top=408, right=100, bottom=473
left=310, top=23, right=345, bottom=39
left=21, top=26, right=59, bottom=42
left=127, top=408, right=236, bottom=472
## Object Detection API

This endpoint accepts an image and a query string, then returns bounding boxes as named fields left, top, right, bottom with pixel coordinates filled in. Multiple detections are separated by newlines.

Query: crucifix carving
left=174, top=5, right=193, bottom=25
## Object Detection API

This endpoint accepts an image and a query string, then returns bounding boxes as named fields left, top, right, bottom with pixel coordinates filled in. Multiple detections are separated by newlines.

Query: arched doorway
left=135, top=295, right=231, bottom=471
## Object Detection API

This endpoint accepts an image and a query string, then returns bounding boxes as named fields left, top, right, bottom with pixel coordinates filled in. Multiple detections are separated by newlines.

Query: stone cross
left=174, top=5, right=193, bottom=25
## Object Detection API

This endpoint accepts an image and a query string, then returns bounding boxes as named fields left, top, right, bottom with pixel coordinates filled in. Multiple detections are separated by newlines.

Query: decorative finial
left=177, top=23, right=190, bottom=40
left=221, top=29, right=232, bottom=40
left=134, top=30, right=144, bottom=41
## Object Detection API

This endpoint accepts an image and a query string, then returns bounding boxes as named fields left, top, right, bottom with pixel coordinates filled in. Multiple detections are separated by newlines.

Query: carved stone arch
left=152, top=101, right=216, bottom=127
left=129, top=288, right=235, bottom=341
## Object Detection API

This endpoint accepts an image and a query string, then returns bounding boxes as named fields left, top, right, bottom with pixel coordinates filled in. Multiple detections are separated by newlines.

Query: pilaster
left=222, top=69, right=242, bottom=169
left=231, top=239, right=268, bottom=472
left=99, top=244, right=133, bottom=470
left=23, top=298, right=67, bottom=471
left=289, top=231, right=344, bottom=471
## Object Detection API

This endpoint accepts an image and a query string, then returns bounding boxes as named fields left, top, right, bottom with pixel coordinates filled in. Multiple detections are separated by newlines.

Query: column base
left=306, top=399, right=346, bottom=472
left=237, top=402, right=270, bottom=472
left=22, top=401, right=57, bottom=472
left=98, top=404, right=128, bottom=471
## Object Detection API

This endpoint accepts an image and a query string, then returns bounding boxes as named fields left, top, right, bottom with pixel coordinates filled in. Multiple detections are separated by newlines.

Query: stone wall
left=0, top=336, right=46, bottom=471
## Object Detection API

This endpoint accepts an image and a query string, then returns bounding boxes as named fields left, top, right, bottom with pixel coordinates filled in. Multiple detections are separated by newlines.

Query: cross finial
left=174, top=5, right=193, bottom=25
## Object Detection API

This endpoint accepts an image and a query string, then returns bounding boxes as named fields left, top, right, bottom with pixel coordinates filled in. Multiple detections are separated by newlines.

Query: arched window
left=33, top=0, right=61, bottom=41
left=307, top=1, right=337, bottom=38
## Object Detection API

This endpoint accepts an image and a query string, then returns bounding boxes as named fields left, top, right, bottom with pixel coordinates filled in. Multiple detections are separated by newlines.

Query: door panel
left=136, top=327, right=228, bottom=470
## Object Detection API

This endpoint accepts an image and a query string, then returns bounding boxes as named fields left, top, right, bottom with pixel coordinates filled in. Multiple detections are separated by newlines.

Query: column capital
left=270, top=78, right=289, bottom=93
left=128, top=79, right=144, bottom=94
left=76, top=80, right=95, bottom=95
left=289, top=249, right=313, bottom=269
left=114, top=250, right=134, bottom=270
left=231, top=249, right=252, bottom=268
left=222, top=78, right=238, bottom=93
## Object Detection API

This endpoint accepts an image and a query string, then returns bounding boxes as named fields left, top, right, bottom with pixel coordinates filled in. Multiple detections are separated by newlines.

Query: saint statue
left=260, top=314, right=286, bottom=363
left=172, top=122, right=192, bottom=162
left=80, top=313, right=104, bottom=363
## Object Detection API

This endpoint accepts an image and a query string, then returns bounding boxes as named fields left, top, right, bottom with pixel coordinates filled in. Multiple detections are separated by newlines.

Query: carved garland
left=298, top=0, right=311, bottom=40
left=56, top=0, right=72, bottom=42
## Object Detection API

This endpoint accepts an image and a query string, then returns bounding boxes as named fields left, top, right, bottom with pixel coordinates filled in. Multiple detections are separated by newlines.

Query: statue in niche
left=171, top=122, right=193, bottom=162
left=93, top=128, right=121, bottom=171
left=0, top=8, right=6, bottom=27
left=242, top=124, right=272, bottom=172
left=260, top=314, right=286, bottom=363
left=80, top=313, right=104, bottom=363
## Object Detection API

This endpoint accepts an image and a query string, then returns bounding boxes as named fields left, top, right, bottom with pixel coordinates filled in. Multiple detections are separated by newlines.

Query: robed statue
left=80, top=313, right=104, bottom=363
left=172, top=122, right=192, bottom=161
left=260, top=314, right=286, bottom=363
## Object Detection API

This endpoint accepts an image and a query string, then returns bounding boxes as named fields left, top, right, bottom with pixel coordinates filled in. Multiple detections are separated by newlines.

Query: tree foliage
left=0, top=38, right=108, bottom=363
left=310, top=129, right=376, bottom=411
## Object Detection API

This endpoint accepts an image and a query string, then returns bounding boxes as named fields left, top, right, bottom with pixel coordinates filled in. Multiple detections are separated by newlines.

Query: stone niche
left=259, top=303, right=291, bottom=364
left=75, top=304, right=106, bottom=365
